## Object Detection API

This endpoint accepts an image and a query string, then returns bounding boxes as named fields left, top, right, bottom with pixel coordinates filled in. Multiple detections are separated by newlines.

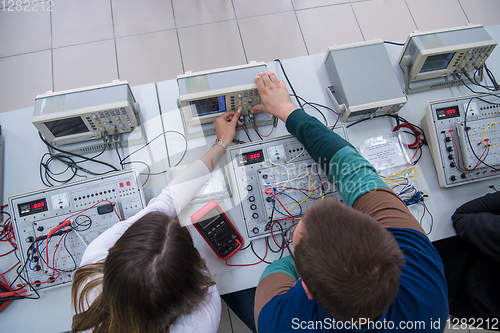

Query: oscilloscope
left=398, top=24, right=497, bottom=94
left=33, top=81, right=140, bottom=147
left=177, top=62, right=274, bottom=138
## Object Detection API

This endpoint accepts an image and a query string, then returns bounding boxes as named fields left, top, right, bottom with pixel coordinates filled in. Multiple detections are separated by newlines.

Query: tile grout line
left=295, top=1, right=350, bottom=12
left=349, top=1, right=366, bottom=41
left=230, top=0, right=248, bottom=64
left=290, top=0, right=310, bottom=55
left=49, top=0, right=54, bottom=92
left=226, top=302, right=235, bottom=333
left=109, top=0, right=120, bottom=80
left=456, top=0, right=471, bottom=24
left=170, top=0, right=185, bottom=75
left=403, top=0, right=419, bottom=31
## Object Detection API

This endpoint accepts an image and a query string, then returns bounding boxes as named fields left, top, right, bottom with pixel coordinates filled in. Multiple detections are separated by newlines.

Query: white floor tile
left=297, top=4, right=364, bottom=55
left=292, top=0, right=348, bottom=10
left=228, top=306, right=252, bottom=333
left=0, top=51, right=52, bottom=112
left=51, top=0, right=114, bottom=48
left=172, top=0, right=235, bottom=28
left=111, top=0, right=175, bottom=38
left=218, top=300, right=233, bottom=333
left=177, top=20, right=246, bottom=73
left=116, top=30, right=183, bottom=86
left=0, top=7, right=51, bottom=57
left=351, top=0, right=417, bottom=41
left=52, top=40, right=118, bottom=91
left=406, top=0, right=469, bottom=32
left=233, top=0, right=293, bottom=18
left=459, top=0, right=500, bottom=27
left=238, top=11, right=308, bottom=62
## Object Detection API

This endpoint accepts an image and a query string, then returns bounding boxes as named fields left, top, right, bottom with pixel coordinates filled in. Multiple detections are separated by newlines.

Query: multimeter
left=191, top=201, right=243, bottom=260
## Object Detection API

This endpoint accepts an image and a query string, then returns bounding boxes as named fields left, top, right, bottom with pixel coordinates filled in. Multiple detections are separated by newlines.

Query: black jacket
left=433, top=191, right=500, bottom=326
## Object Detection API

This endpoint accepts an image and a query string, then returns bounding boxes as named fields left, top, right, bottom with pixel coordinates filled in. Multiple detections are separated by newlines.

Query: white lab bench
left=1, top=25, right=500, bottom=333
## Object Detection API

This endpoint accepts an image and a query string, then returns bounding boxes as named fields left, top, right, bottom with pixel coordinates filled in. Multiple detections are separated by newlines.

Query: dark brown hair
left=294, top=199, right=405, bottom=321
left=71, top=212, right=214, bottom=333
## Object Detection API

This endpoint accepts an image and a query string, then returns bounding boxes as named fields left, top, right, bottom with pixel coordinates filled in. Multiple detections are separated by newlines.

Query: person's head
left=71, top=212, right=214, bottom=333
left=293, top=199, right=405, bottom=322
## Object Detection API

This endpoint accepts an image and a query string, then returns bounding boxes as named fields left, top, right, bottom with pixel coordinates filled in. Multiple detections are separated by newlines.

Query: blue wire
left=273, top=189, right=303, bottom=217
left=29, top=240, right=47, bottom=271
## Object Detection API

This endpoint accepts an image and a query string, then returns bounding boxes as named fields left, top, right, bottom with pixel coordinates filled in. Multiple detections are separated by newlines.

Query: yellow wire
left=382, top=167, right=420, bottom=184
left=482, top=122, right=500, bottom=148
left=290, top=174, right=314, bottom=217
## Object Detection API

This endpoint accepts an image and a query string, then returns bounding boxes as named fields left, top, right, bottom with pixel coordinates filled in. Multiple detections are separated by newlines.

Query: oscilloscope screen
left=190, top=96, right=227, bottom=116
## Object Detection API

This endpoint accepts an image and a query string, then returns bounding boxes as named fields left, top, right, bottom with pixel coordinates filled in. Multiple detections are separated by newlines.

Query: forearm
left=452, top=212, right=500, bottom=258
left=285, top=109, right=387, bottom=206
left=453, top=191, right=500, bottom=215
left=285, top=109, right=353, bottom=173
left=199, top=145, right=226, bottom=172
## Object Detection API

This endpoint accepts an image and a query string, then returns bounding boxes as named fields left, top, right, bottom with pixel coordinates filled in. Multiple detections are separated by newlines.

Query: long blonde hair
left=71, top=212, right=214, bottom=333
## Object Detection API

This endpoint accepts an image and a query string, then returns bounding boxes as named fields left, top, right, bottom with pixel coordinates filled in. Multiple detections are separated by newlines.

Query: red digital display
left=248, top=153, right=261, bottom=160
left=242, top=149, right=265, bottom=165
left=31, top=202, right=45, bottom=209
left=18, top=198, right=48, bottom=217
left=436, top=106, right=460, bottom=119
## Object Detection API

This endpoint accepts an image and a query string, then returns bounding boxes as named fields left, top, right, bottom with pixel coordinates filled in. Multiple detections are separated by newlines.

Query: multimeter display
left=242, top=149, right=265, bottom=165
left=195, top=211, right=242, bottom=259
left=18, top=198, right=48, bottom=217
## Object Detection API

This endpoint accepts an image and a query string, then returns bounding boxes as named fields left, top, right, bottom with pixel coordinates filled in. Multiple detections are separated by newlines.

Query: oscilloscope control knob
left=252, top=227, right=259, bottom=234
left=461, top=173, right=467, bottom=179
left=450, top=175, right=457, bottom=181
left=249, top=196, right=255, bottom=202
left=252, top=213, right=259, bottom=219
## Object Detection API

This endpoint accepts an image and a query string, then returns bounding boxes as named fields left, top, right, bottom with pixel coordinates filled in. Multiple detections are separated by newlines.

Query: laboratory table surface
left=1, top=25, right=500, bottom=333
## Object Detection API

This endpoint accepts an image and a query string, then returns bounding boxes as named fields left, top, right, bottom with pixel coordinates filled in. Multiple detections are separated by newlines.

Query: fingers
left=251, top=104, right=264, bottom=113
left=230, top=109, right=241, bottom=124
left=260, top=71, right=273, bottom=88
left=267, top=71, right=278, bottom=84
left=255, top=74, right=265, bottom=90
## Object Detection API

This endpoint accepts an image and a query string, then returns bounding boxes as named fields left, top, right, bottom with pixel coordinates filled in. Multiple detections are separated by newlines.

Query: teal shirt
left=261, top=109, right=388, bottom=281
left=285, top=109, right=388, bottom=207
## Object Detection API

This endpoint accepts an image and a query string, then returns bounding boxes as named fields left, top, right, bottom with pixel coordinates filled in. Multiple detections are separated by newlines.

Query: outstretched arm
left=251, top=71, right=386, bottom=207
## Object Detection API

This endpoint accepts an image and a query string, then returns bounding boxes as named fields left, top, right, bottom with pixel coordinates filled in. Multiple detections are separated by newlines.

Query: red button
left=126, top=181, right=130, bottom=186
left=119, top=183, right=124, bottom=187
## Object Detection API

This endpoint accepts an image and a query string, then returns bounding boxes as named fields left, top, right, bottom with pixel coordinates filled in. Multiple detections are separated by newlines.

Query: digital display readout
left=18, top=198, right=48, bottom=217
left=190, top=96, right=226, bottom=117
left=242, top=149, right=265, bottom=165
left=436, top=105, right=460, bottom=119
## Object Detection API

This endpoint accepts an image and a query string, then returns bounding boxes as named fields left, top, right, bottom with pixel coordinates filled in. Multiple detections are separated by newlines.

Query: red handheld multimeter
left=191, top=201, right=243, bottom=260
